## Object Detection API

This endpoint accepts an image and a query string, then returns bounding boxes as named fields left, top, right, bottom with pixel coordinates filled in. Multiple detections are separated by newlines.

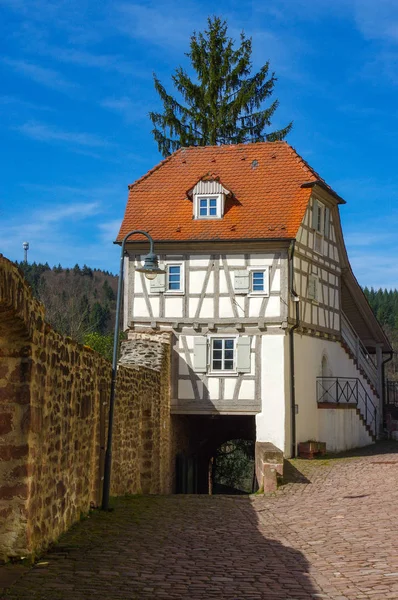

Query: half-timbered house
left=116, top=142, right=391, bottom=491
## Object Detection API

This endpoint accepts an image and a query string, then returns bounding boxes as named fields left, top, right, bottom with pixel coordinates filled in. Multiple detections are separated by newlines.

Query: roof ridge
left=128, top=148, right=183, bottom=190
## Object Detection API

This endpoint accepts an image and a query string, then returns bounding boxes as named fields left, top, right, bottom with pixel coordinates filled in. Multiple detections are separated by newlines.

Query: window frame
left=208, top=335, right=238, bottom=376
left=312, top=200, right=324, bottom=255
left=248, top=266, right=270, bottom=296
left=308, top=274, right=319, bottom=303
left=165, top=261, right=184, bottom=294
left=194, top=193, right=223, bottom=219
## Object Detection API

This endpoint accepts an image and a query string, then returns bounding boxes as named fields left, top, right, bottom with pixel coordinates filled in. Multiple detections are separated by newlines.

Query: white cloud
left=113, top=2, right=200, bottom=50
left=16, top=121, right=111, bottom=148
left=2, top=58, right=78, bottom=93
left=353, top=0, right=398, bottom=43
left=100, top=96, right=149, bottom=122
left=98, top=219, right=122, bottom=243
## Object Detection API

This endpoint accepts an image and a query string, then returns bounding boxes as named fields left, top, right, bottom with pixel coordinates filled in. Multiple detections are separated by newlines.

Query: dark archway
left=212, top=438, right=256, bottom=495
left=174, top=414, right=256, bottom=493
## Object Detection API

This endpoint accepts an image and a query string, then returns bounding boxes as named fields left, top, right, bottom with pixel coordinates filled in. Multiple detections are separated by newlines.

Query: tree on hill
left=150, top=16, right=292, bottom=157
left=16, top=261, right=117, bottom=343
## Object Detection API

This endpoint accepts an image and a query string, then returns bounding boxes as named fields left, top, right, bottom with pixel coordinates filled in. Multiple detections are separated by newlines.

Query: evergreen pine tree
left=150, top=17, right=292, bottom=157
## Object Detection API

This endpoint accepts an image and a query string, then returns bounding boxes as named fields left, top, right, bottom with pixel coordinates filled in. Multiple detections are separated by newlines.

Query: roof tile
left=117, top=141, right=339, bottom=243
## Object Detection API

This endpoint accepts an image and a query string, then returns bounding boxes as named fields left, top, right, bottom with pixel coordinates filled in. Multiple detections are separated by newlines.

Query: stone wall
left=0, top=255, right=171, bottom=562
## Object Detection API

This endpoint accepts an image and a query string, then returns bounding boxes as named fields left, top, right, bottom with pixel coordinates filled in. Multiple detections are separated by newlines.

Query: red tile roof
left=117, top=141, right=341, bottom=243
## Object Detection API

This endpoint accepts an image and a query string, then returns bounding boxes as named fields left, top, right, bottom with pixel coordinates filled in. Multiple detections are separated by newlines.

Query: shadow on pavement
left=1, top=495, right=322, bottom=600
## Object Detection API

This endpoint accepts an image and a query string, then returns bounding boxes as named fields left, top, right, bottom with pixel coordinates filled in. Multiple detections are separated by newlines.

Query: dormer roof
left=117, top=141, right=344, bottom=243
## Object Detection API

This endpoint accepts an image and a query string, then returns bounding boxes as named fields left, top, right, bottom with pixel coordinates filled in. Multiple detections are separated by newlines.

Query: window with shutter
left=311, top=199, right=324, bottom=234
left=234, top=270, right=250, bottom=294
left=314, top=232, right=323, bottom=254
left=193, top=337, right=208, bottom=372
left=308, top=274, right=319, bottom=301
left=166, top=262, right=184, bottom=293
left=149, top=270, right=166, bottom=293
left=324, top=207, right=330, bottom=238
left=248, top=267, right=270, bottom=295
left=236, top=337, right=251, bottom=373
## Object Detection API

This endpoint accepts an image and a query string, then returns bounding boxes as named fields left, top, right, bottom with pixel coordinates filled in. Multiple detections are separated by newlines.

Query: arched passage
left=173, top=414, right=256, bottom=494
left=211, top=438, right=256, bottom=495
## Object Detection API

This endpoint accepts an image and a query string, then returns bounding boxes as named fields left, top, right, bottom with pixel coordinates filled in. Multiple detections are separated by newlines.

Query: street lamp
left=101, top=229, right=164, bottom=510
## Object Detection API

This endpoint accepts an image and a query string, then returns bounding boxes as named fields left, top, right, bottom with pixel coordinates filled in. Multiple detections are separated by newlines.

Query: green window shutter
left=312, top=201, right=319, bottom=230
left=236, top=337, right=251, bottom=373
left=234, top=270, right=250, bottom=294
left=149, top=264, right=166, bottom=293
left=193, top=337, right=208, bottom=373
left=324, top=207, right=330, bottom=238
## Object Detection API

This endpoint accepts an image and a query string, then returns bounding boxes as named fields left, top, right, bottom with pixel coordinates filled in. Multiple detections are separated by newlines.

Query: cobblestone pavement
left=2, top=442, right=398, bottom=600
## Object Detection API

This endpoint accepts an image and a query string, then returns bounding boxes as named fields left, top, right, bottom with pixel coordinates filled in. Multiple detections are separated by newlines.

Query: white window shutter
left=324, top=207, right=330, bottom=238
left=308, top=275, right=317, bottom=300
left=312, top=201, right=319, bottom=230
left=193, top=337, right=208, bottom=372
left=236, top=337, right=251, bottom=373
left=150, top=270, right=166, bottom=293
left=234, top=270, right=250, bottom=294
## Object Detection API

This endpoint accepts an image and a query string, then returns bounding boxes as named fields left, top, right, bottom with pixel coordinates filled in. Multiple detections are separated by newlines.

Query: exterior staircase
left=317, top=313, right=380, bottom=440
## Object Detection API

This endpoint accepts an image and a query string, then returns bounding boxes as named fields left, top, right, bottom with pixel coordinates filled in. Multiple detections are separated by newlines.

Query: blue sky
left=1, top=0, right=398, bottom=288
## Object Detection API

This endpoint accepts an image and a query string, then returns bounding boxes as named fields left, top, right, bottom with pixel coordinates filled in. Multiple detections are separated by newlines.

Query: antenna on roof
left=23, top=241, right=29, bottom=263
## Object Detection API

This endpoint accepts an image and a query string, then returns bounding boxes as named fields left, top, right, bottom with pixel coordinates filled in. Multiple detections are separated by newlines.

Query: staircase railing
left=317, top=376, right=378, bottom=437
left=341, top=313, right=378, bottom=390
left=385, top=380, right=398, bottom=407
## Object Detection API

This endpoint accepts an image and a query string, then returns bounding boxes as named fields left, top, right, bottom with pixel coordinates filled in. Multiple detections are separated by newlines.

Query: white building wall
left=256, top=335, right=288, bottom=454
left=294, top=334, right=378, bottom=451
left=318, top=408, right=373, bottom=452
left=127, top=251, right=287, bottom=325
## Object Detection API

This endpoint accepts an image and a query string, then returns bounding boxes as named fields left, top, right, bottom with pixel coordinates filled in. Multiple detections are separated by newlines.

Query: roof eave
left=301, top=180, right=346, bottom=205
left=114, top=236, right=295, bottom=246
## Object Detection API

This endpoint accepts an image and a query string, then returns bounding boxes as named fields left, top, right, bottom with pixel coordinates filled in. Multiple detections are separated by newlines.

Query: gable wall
left=292, top=194, right=342, bottom=333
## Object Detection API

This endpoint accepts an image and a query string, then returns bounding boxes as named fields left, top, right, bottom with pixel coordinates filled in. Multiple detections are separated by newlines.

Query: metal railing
left=341, top=313, right=378, bottom=390
left=317, top=376, right=378, bottom=437
left=386, top=380, right=398, bottom=407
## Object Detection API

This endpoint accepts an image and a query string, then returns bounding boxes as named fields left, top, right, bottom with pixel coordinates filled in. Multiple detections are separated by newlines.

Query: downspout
left=288, top=240, right=300, bottom=458
left=381, top=351, right=393, bottom=430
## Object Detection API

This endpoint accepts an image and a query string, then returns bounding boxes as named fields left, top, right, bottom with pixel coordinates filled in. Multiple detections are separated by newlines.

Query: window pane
left=200, top=199, right=207, bottom=208
left=252, top=271, right=264, bottom=291
left=225, top=339, right=234, bottom=349
left=199, top=207, right=207, bottom=216
left=168, top=265, right=180, bottom=290
left=224, top=350, right=234, bottom=360
left=213, top=350, right=222, bottom=359
left=213, top=340, right=222, bottom=349
left=224, top=360, right=234, bottom=370
left=209, top=199, right=217, bottom=207
left=212, top=360, right=222, bottom=370
left=209, top=207, right=217, bottom=216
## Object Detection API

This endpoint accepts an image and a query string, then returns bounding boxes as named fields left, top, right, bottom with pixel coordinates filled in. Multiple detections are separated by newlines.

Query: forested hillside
left=363, top=287, right=398, bottom=380
left=16, top=262, right=119, bottom=359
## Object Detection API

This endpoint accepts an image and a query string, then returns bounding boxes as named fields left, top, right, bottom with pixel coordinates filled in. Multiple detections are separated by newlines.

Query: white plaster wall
left=164, top=296, right=183, bottom=318
left=176, top=334, right=256, bottom=404
left=294, top=334, right=379, bottom=451
left=129, top=252, right=284, bottom=322
left=256, top=335, right=286, bottom=453
left=318, top=409, right=373, bottom=452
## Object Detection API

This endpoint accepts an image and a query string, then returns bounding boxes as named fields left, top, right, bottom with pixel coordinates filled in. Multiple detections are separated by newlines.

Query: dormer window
left=195, top=193, right=223, bottom=219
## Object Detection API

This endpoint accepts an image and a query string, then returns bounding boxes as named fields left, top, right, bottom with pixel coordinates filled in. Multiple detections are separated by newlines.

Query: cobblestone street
left=2, top=442, right=398, bottom=600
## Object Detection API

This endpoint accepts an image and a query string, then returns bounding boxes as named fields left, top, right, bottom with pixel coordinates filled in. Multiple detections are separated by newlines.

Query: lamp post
left=101, top=230, right=164, bottom=511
